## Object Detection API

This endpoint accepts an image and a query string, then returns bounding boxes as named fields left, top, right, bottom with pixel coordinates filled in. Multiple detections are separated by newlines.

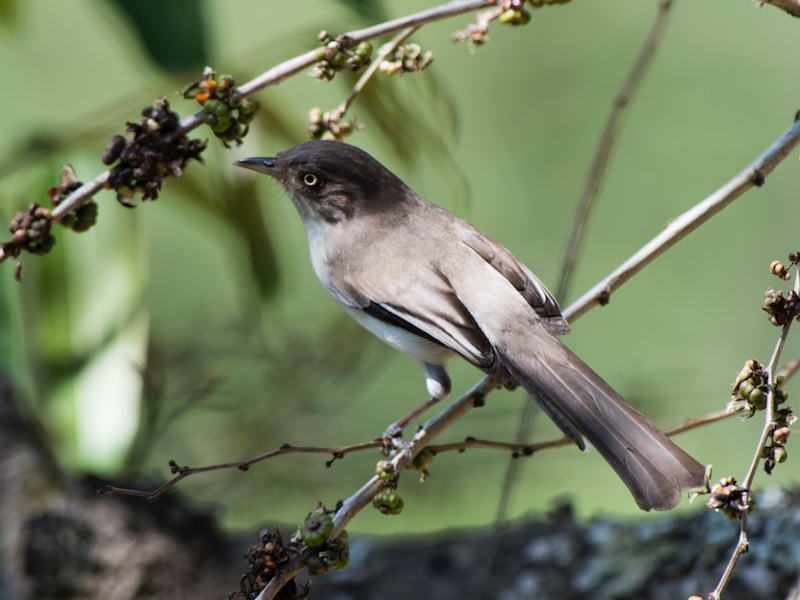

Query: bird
left=235, top=140, right=705, bottom=511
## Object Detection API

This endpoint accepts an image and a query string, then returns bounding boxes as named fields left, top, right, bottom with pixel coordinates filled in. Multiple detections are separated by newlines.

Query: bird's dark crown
left=275, top=141, right=413, bottom=221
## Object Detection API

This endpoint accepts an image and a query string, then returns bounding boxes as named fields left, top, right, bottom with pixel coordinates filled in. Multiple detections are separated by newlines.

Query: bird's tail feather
left=500, top=330, right=705, bottom=511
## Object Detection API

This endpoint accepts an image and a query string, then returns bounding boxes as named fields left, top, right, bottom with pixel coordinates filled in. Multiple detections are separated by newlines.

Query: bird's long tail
left=499, top=327, right=705, bottom=511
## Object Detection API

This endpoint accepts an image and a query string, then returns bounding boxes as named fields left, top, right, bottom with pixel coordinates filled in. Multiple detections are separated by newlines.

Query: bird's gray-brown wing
left=325, top=263, right=498, bottom=372
left=460, top=225, right=570, bottom=335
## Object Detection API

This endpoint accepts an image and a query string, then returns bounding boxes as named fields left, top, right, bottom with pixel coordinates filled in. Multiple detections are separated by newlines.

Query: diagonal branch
left=556, top=0, right=676, bottom=302
left=709, top=269, right=798, bottom=600
left=329, top=26, right=421, bottom=124
left=253, top=112, right=800, bottom=599
left=565, top=113, right=800, bottom=323
left=0, top=0, right=494, bottom=265
left=494, top=6, right=679, bottom=587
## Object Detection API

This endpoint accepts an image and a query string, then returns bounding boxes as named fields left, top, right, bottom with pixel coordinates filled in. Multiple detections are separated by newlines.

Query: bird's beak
left=234, top=157, right=286, bottom=181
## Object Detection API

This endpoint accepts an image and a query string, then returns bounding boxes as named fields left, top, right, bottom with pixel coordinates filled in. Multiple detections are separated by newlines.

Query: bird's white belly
left=344, top=306, right=454, bottom=366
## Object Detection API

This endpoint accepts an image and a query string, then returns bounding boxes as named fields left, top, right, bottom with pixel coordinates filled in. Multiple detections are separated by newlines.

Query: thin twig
left=255, top=376, right=501, bottom=600
left=250, top=115, right=800, bottom=599
left=662, top=408, right=735, bottom=436
left=742, top=288, right=796, bottom=492
left=102, top=441, right=382, bottom=501
left=102, top=403, right=740, bottom=502
left=437, top=407, right=740, bottom=455
left=433, top=434, right=571, bottom=455
left=778, top=355, right=800, bottom=382
left=251, top=394, right=740, bottom=600
left=491, top=5, right=678, bottom=591
left=709, top=269, right=799, bottom=600
left=556, top=0, right=676, bottom=303
left=0, top=0, right=493, bottom=265
left=330, top=26, right=420, bottom=123
left=566, top=114, right=800, bottom=323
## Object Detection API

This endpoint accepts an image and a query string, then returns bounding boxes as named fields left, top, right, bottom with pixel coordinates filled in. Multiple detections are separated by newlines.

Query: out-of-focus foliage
left=0, top=0, right=15, bottom=25
left=107, top=0, right=210, bottom=73
left=332, top=0, right=388, bottom=23
left=0, top=0, right=798, bottom=537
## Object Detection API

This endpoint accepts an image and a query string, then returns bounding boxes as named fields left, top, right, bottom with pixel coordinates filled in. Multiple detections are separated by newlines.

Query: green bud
left=498, top=8, right=531, bottom=25
left=749, top=388, right=766, bottom=410
left=375, top=460, right=396, bottom=480
left=305, top=554, right=329, bottom=576
left=354, top=41, right=373, bottom=61
left=203, top=99, right=232, bottom=133
left=324, top=533, right=350, bottom=570
left=238, top=97, right=260, bottom=120
left=301, top=512, right=333, bottom=547
left=372, top=490, right=404, bottom=515
left=737, top=380, right=755, bottom=399
left=413, top=449, right=434, bottom=471
left=71, top=201, right=98, bottom=232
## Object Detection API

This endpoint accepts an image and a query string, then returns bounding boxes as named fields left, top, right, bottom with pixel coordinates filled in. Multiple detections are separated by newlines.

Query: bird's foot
left=381, top=422, right=411, bottom=456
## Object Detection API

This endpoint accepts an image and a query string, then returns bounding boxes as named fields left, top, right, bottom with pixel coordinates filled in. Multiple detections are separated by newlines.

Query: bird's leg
left=382, top=364, right=450, bottom=443
left=383, top=395, right=443, bottom=441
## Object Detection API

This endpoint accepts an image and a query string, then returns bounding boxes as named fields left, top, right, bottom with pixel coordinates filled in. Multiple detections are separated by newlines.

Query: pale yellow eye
left=302, top=173, right=319, bottom=187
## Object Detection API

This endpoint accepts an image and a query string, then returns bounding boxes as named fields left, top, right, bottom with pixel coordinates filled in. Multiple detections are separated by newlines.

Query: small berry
left=372, top=490, right=404, bottom=515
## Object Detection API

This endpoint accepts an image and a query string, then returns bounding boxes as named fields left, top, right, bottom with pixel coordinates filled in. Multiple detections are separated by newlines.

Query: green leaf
left=106, top=0, right=209, bottom=73
left=331, top=0, right=386, bottom=23
left=0, top=0, right=16, bottom=26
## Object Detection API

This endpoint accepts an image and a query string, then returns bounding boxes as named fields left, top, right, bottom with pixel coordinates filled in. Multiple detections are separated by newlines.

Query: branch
left=255, top=376, right=502, bottom=600
left=496, top=0, right=677, bottom=570
left=0, top=0, right=493, bottom=266
left=330, top=26, right=420, bottom=123
left=709, top=268, right=799, bottom=600
left=556, top=0, right=675, bottom=302
left=778, top=354, right=800, bottom=381
left=102, top=404, right=741, bottom=502
left=251, top=114, right=800, bottom=598
left=566, top=113, right=800, bottom=323
left=102, top=441, right=382, bottom=500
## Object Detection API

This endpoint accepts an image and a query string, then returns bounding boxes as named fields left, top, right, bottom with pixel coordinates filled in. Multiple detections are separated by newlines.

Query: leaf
left=330, top=0, right=387, bottom=23
left=0, top=0, right=16, bottom=26
left=106, top=0, right=209, bottom=73
left=350, top=69, right=458, bottom=163
left=224, top=177, right=281, bottom=300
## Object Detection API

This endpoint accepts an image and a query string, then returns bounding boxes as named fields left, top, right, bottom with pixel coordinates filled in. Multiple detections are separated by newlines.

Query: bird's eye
left=302, top=173, right=319, bottom=187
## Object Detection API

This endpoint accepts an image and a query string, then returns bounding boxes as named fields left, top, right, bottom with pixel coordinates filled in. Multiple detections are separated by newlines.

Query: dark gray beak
left=234, top=157, right=285, bottom=180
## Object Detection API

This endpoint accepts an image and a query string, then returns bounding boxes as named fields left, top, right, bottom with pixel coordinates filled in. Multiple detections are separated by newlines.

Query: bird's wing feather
left=329, top=264, right=496, bottom=370
left=460, top=226, right=570, bottom=335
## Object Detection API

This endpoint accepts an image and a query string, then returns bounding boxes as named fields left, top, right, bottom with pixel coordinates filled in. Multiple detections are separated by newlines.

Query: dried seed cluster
left=454, top=0, right=572, bottom=48
left=237, top=529, right=307, bottom=600
left=311, top=31, right=373, bottom=82
left=4, top=204, right=55, bottom=258
left=103, top=97, right=207, bottom=207
left=48, top=166, right=97, bottom=233
left=727, top=358, right=795, bottom=475
left=707, top=477, right=754, bottom=520
left=378, top=43, right=433, bottom=75
left=235, top=507, right=351, bottom=598
left=3, top=165, right=100, bottom=278
left=763, top=253, right=800, bottom=325
left=291, top=507, right=350, bottom=575
left=183, top=68, right=259, bottom=147
left=307, top=107, right=362, bottom=142
left=727, top=359, right=789, bottom=416
left=762, top=288, right=800, bottom=326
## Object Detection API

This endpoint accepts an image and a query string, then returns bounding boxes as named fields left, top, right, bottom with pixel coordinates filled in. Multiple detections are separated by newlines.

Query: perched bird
left=235, top=141, right=705, bottom=511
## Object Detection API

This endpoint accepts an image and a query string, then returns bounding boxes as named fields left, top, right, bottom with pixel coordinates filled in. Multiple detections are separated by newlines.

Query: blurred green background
left=0, top=0, right=798, bottom=536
